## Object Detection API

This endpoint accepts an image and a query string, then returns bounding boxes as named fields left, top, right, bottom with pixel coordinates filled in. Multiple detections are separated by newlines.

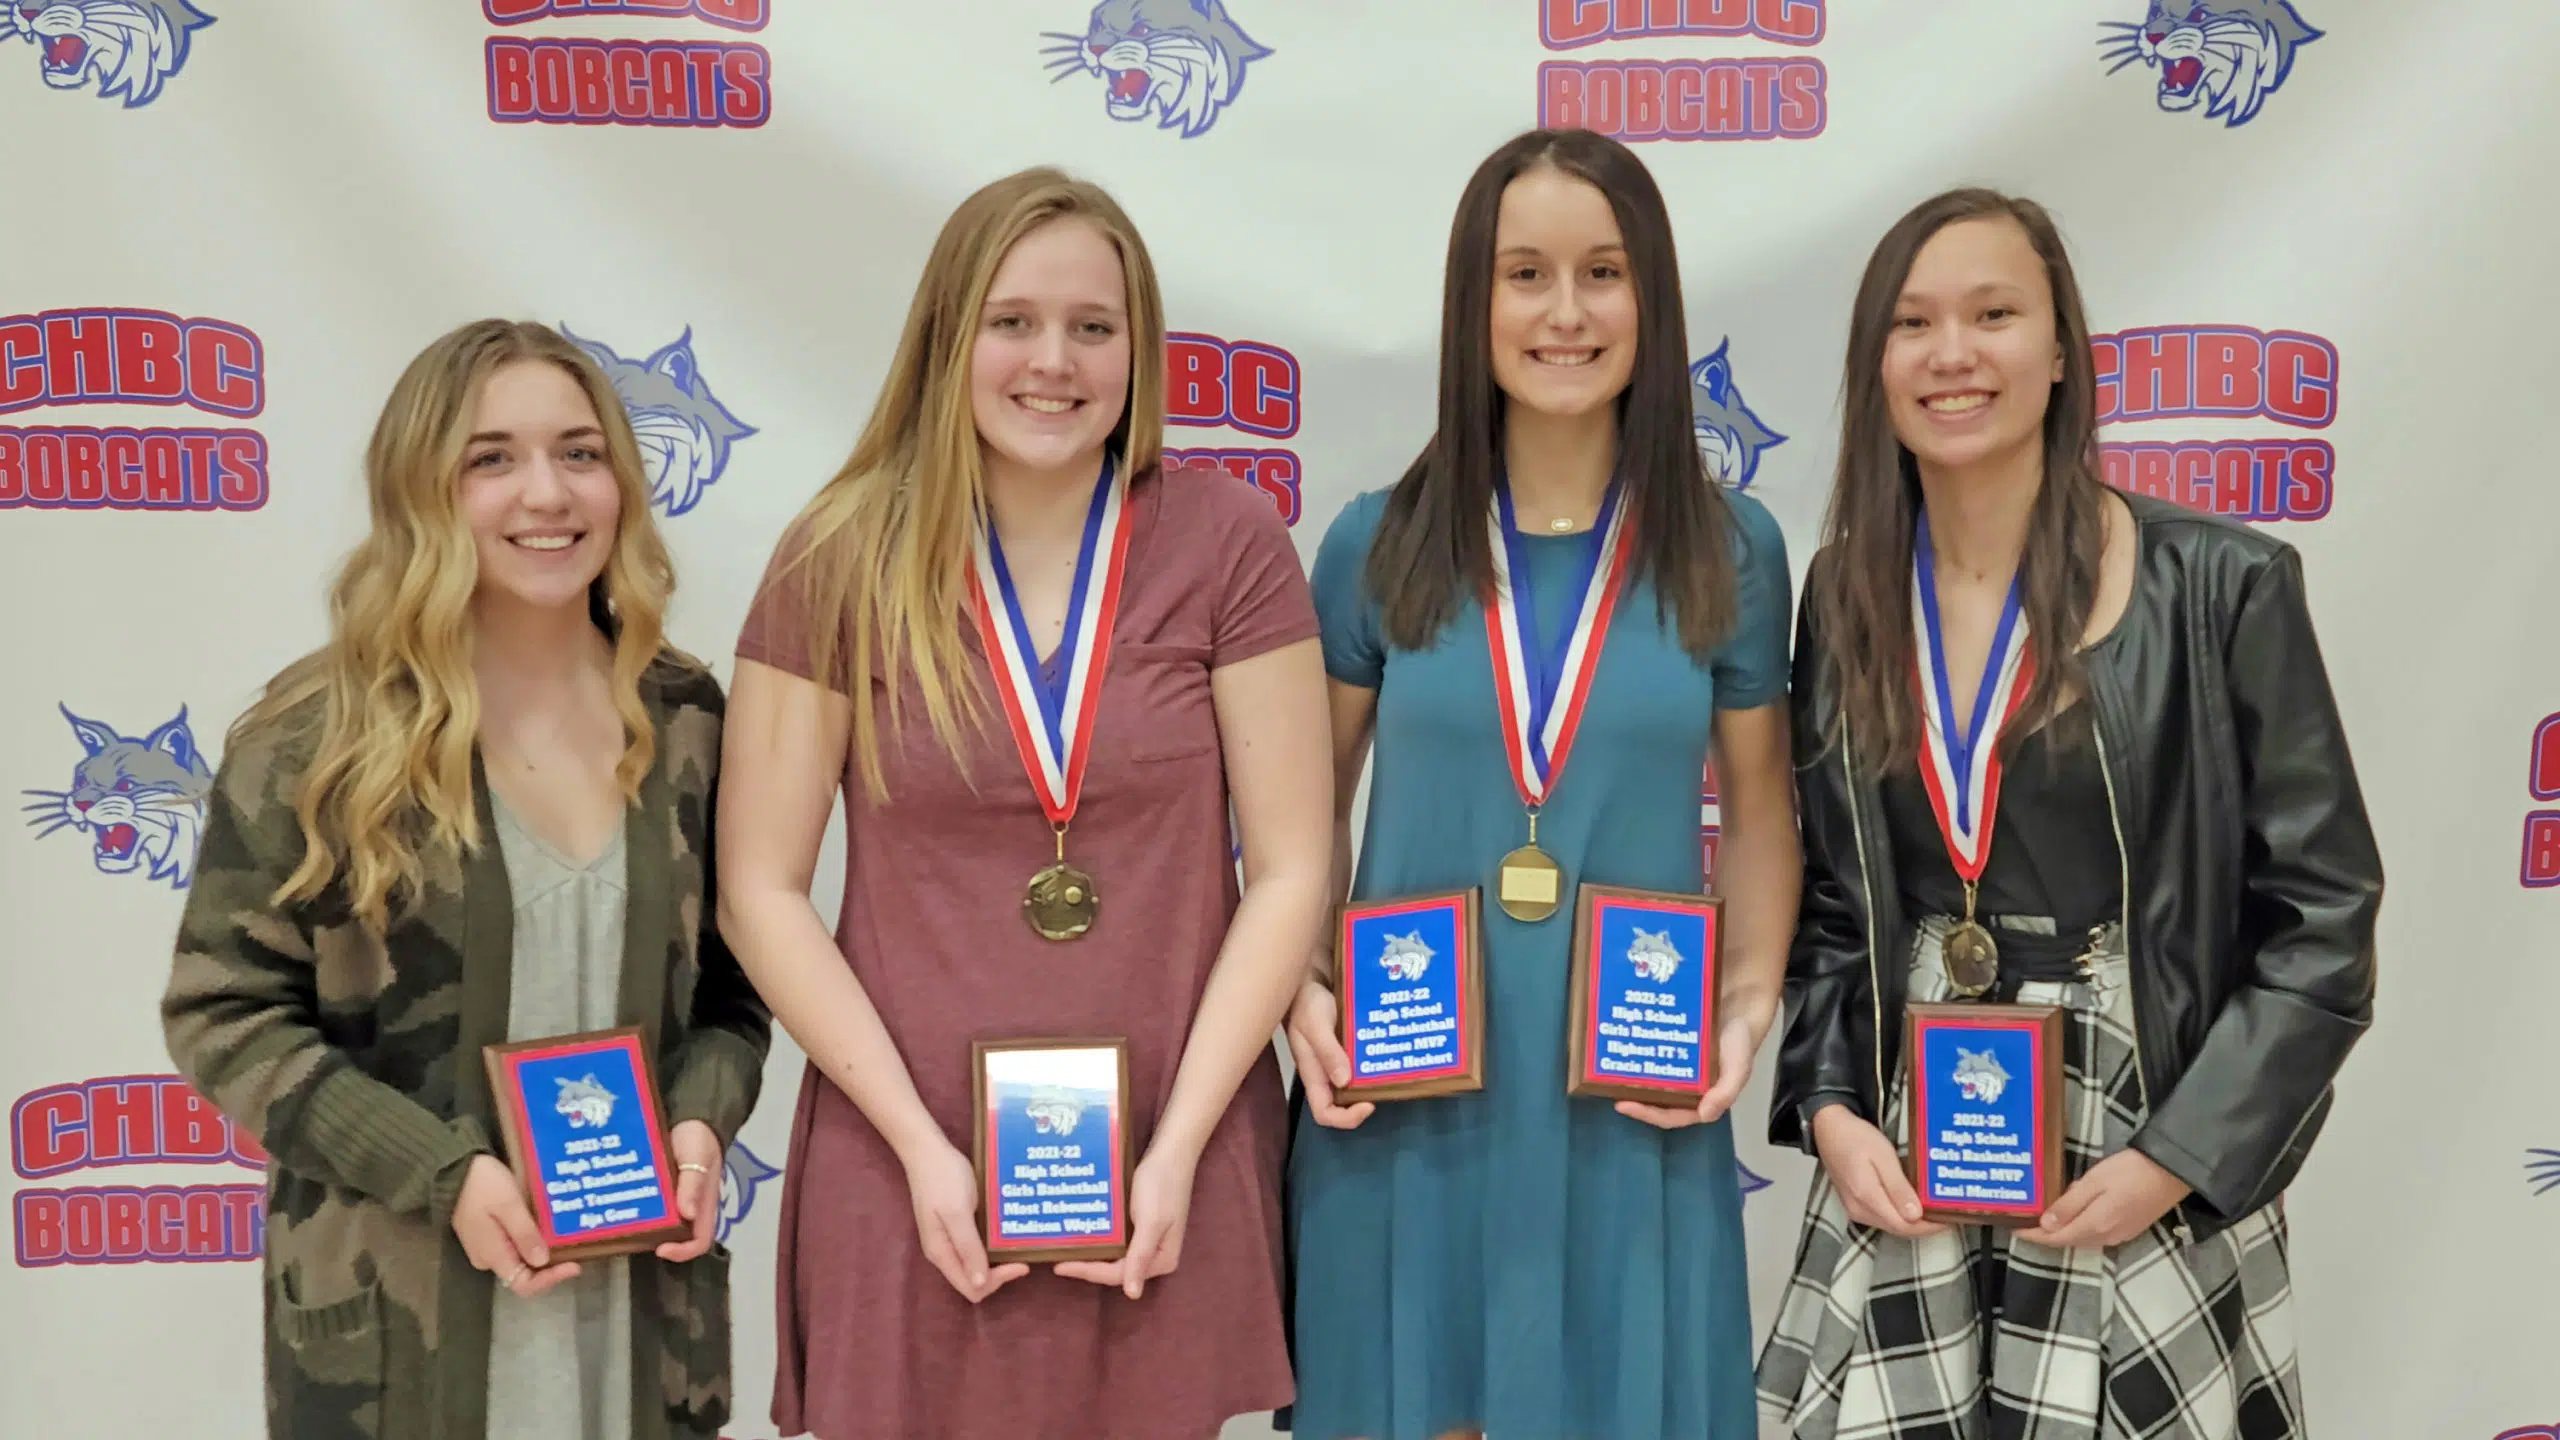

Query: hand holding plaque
left=1810, top=1104, right=1944, bottom=1238
left=903, top=1132, right=1029, bottom=1304
left=1054, top=1134, right=1192, bottom=1299
left=652, top=1118, right=725, bottom=1262
left=1284, top=977, right=1376, bottom=1129
left=450, top=1154, right=583, bottom=1295
left=2012, top=1144, right=2191, bottom=1249
left=481, top=1026, right=691, bottom=1265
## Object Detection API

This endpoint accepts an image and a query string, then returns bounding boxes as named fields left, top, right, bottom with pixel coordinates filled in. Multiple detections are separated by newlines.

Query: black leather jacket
left=1768, top=491, right=2384, bottom=1243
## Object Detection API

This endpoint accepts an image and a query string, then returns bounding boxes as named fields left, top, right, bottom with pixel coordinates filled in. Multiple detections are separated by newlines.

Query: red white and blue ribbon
left=1484, top=475, right=1635, bottom=809
left=968, top=454, right=1132, bottom=825
left=1911, top=509, right=2037, bottom=883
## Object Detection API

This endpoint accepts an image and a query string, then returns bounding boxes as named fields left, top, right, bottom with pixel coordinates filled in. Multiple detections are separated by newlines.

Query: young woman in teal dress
left=1281, top=128, right=1803, bottom=1440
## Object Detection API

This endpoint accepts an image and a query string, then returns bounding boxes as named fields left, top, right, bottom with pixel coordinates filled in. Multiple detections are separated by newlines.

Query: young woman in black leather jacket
left=1754, top=188, right=2382, bottom=1440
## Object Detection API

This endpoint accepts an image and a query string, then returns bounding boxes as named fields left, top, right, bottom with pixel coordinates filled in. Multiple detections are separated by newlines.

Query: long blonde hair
left=773, top=166, right=1167, bottom=800
left=235, top=319, right=679, bottom=932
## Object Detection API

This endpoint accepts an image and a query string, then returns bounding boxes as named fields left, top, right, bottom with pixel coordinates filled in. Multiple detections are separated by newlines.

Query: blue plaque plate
left=973, top=1038, right=1129, bottom=1264
left=1568, top=885, right=1719, bottom=1104
left=482, top=1026, right=689, bottom=1261
left=1904, top=1002, right=2066, bottom=1225
left=1334, top=889, right=1484, bottom=1101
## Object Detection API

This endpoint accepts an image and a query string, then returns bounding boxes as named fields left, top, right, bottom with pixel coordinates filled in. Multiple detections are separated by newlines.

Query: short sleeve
left=733, top=520, right=844, bottom=693
left=1200, top=467, right=1321, bottom=670
left=1710, top=488, right=1793, bottom=710
left=1308, top=488, right=1391, bottom=689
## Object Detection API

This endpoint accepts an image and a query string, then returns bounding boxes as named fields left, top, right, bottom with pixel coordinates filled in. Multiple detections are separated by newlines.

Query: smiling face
left=1487, top=165, right=1640, bottom=423
left=1881, top=215, right=2066, bottom=481
left=457, top=359, right=623, bottom=614
left=969, top=215, right=1134, bottom=482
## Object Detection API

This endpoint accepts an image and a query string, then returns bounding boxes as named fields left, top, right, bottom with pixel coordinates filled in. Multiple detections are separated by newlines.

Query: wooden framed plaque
left=1332, top=888, right=1486, bottom=1102
left=971, top=1037, right=1131, bottom=1265
left=1566, top=884, right=1719, bottom=1105
left=1902, top=1002, right=2067, bottom=1226
left=481, top=1026, right=691, bottom=1263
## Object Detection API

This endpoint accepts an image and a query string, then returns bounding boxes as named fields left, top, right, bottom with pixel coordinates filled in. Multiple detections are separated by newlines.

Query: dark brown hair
left=1363, top=128, right=1739, bottom=660
left=1810, top=187, right=2108, bottom=775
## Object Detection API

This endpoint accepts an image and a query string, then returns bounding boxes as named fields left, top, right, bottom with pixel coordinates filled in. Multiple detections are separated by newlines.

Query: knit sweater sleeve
left=160, top=719, right=492, bottom=1229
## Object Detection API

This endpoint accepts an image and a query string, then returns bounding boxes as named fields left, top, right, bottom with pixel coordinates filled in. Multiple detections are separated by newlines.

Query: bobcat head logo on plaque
left=1377, top=930, right=1434, bottom=983
left=554, top=1075, right=618, bottom=1129
left=1025, top=1090, right=1086, bottom=1135
left=1952, top=1048, right=2010, bottom=1105
left=1625, top=927, right=1684, bottom=984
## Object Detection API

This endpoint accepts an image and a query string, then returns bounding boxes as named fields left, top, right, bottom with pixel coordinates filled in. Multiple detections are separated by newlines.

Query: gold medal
left=970, top=456, right=1132, bottom=949
left=1496, top=811, right=1564, bottom=923
left=1024, top=824, right=1097, bottom=941
left=1025, top=864, right=1098, bottom=940
left=1481, top=474, right=1631, bottom=928
left=1910, top=511, right=2035, bottom=1007
left=1941, top=881, right=1998, bottom=996
left=1942, top=922, right=1999, bottom=995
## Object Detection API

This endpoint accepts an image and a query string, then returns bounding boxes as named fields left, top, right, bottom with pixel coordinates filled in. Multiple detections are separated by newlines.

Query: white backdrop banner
left=3, top=2, right=2555, bottom=1438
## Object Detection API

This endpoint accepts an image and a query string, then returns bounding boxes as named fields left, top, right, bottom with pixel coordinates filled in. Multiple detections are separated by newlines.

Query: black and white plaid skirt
left=1755, top=916, right=2305, bottom=1440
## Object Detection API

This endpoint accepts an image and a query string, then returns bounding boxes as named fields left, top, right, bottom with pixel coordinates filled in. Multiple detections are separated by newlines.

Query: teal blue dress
left=1283, top=483, right=1793, bottom=1440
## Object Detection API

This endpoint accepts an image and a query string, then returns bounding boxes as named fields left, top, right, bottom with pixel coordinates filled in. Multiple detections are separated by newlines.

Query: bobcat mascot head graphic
left=1042, top=0, right=1271, bottom=139
left=1625, top=927, right=1684, bottom=985
left=561, top=325, right=756, bottom=519
left=1952, top=1047, right=2011, bottom=1105
left=2098, top=0, right=2320, bottom=129
left=4, top=1, right=214, bottom=109
left=1376, top=930, right=1434, bottom=984
left=25, top=704, right=213, bottom=890
left=1690, top=339, right=1786, bottom=491
left=1024, top=1090, right=1086, bottom=1136
left=553, top=1075, right=617, bottom=1130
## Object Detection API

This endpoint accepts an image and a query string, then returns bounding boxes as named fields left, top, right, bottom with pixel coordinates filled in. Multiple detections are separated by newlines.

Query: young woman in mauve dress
left=715, top=166, right=1335, bottom=1440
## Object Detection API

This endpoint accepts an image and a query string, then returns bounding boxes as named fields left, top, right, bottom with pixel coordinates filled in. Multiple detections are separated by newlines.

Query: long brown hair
left=1809, top=188, right=2107, bottom=776
left=235, top=319, right=678, bottom=932
left=1363, top=128, right=1738, bottom=659
left=768, top=167, right=1167, bottom=801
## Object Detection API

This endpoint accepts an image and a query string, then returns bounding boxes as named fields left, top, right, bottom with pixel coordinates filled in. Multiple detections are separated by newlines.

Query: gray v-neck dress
left=483, top=794, right=635, bottom=1440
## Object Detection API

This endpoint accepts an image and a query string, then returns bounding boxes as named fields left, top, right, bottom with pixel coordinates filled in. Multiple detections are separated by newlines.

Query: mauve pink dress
left=735, top=463, right=1314, bottom=1440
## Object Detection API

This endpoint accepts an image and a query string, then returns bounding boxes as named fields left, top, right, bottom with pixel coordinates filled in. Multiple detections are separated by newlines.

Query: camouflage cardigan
left=161, top=654, right=771, bottom=1440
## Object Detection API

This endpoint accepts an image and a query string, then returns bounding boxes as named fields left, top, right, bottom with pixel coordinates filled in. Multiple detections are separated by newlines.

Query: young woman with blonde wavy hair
left=163, top=318, right=771, bottom=1440
left=720, top=166, right=1334, bottom=1438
